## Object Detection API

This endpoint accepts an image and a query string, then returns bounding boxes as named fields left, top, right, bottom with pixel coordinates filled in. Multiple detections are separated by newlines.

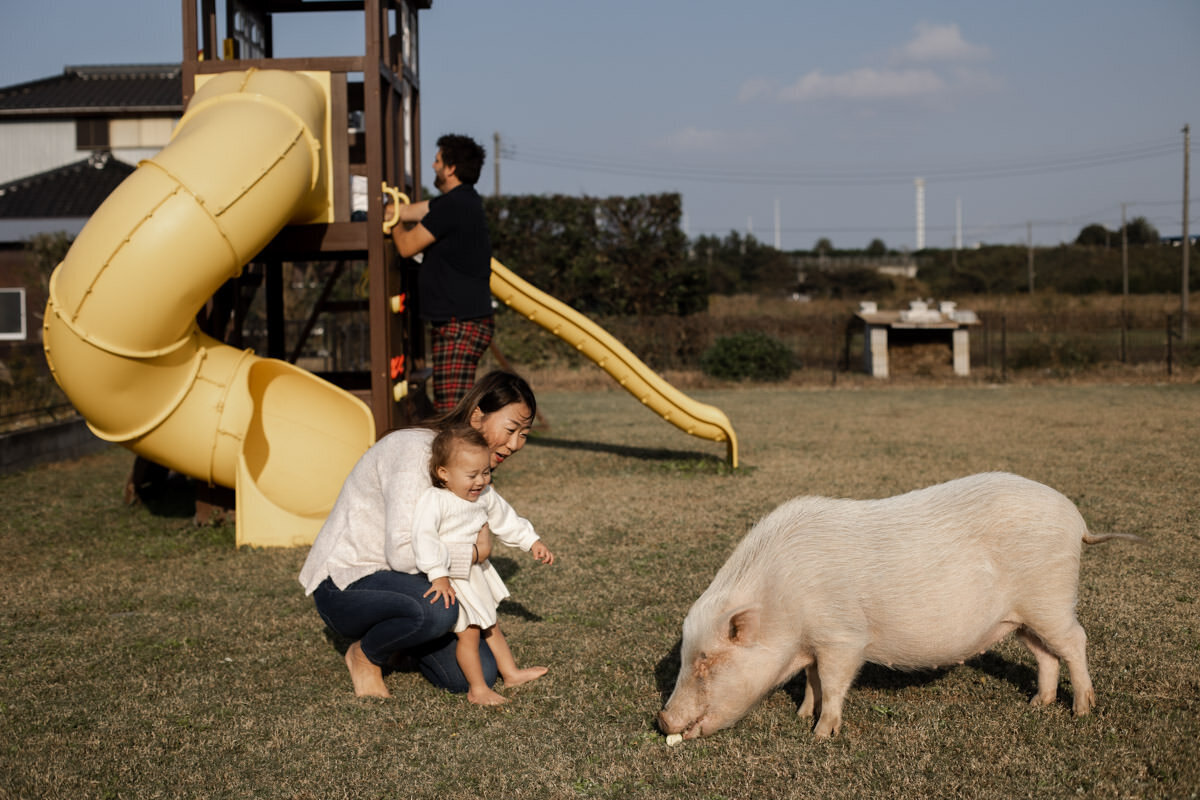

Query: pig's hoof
left=1028, top=695, right=1054, bottom=708
left=1073, top=689, right=1095, bottom=716
left=812, top=718, right=840, bottom=738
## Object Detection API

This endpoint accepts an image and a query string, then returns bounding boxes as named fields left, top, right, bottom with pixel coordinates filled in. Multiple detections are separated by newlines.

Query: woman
left=299, top=370, right=537, bottom=698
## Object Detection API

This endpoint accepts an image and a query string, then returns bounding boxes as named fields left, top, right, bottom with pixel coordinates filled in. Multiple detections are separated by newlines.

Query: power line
left=502, top=136, right=1180, bottom=187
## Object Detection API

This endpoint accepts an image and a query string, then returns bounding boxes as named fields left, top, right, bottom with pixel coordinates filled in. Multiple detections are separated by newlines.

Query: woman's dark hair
left=428, top=370, right=536, bottom=431
left=428, top=425, right=490, bottom=488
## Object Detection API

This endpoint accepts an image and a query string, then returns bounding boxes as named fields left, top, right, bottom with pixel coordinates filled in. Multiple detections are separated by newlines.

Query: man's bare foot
left=467, top=685, right=508, bottom=705
left=345, top=641, right=390, bottom=698
left=500, top=666, right=548, bottom=687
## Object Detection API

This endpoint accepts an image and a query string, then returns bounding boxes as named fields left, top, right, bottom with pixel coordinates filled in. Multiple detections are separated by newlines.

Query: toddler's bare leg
left=485, top=625, right=547, bottom=687
left=457, top=626, right=506, bottom=705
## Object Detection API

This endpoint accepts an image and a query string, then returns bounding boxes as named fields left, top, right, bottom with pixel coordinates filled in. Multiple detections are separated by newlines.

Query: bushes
left=700, top=331, right=794, bottom=381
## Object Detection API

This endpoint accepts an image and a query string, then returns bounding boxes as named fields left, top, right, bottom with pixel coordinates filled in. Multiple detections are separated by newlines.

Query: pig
left=658, top=472, right=1140, bottom=739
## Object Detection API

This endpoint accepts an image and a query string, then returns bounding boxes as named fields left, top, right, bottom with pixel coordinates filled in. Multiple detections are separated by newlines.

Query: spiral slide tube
left=43, top=69, right=375, bottom=548
left=490, top=259, right=738, bottom=467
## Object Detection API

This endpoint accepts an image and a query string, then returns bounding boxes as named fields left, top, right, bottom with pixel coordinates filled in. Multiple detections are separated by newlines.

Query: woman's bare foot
left=500, top=666, right=548, bottom=687
left=467, top=685, right=508, bottom=705
left=345, top=641, right=390, bottom=698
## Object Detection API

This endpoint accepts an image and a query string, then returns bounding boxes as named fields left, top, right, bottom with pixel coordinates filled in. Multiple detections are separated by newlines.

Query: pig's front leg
left=797, top=662, right=822, bottom=720
left=812, top=649, right=865, bottom=738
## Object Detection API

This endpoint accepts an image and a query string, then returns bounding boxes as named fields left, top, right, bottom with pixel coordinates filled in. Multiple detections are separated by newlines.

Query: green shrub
left=700, top=331, right=794, bottom=381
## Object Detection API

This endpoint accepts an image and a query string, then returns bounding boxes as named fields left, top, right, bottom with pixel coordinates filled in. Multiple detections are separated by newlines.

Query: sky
left=2, top=1, right=1197, bottom=251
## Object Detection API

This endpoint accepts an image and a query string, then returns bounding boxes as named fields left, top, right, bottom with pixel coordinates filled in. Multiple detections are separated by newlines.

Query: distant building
left=0, top=64, right=182, bottom=343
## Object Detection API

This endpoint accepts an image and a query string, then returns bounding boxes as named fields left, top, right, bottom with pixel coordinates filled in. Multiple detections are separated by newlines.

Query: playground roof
left=0, top=65, right=182, bottom=117
left=0, top=151, right=135, bottom=218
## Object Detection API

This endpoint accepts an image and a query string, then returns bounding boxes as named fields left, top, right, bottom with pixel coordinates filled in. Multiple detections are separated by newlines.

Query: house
left=0, top=64, right=182, bottom=344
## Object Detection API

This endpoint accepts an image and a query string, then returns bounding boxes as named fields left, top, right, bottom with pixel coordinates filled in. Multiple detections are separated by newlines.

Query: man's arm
left=387, top=199, right=435, bottom=258
left=391, top=222, right=436, bottom=258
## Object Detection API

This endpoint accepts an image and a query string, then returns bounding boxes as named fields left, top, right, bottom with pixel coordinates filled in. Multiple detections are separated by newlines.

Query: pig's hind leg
left=797, top=663, right=821, bottom=720
left=1016, top=622, right=1095, bottom=716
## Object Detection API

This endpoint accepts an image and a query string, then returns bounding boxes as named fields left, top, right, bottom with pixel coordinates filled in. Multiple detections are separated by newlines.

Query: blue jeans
left=312, top=572, right=497, bottom=693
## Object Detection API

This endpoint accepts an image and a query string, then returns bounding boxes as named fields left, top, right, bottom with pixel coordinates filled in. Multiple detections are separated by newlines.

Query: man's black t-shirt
left=417, top=184, right=493, bottom=322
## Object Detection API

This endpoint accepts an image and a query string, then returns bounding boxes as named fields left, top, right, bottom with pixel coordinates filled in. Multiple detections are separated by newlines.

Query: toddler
left=411, top=426, right=555, bottom=705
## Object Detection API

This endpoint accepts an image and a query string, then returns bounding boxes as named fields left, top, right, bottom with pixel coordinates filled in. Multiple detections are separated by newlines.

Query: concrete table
left=856, top=310, right=978, bottom=378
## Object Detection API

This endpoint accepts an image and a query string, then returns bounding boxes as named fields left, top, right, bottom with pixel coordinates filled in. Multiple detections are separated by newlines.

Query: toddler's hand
left=530, top=541, right=555, bottom=566
left=423, top=577, right=456, bottom=608
left=474, top=523, right=493, bottom=563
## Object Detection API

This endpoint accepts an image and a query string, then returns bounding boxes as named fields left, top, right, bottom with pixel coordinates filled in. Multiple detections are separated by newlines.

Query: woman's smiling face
left=471, top=402, right=533, bottom=469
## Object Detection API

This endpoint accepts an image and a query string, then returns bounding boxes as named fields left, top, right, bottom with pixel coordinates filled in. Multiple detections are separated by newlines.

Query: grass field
left=2, top=381, right=1198, bottom=799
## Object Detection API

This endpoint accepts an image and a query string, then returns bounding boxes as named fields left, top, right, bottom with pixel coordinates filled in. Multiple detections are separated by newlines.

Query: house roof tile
left=0, top=151, right=135, bottom=218
left=0, top=64, right=182, bottom=117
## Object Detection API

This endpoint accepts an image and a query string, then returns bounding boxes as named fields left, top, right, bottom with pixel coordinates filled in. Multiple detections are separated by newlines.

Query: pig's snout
left=657, top=706, right=703, bottom=739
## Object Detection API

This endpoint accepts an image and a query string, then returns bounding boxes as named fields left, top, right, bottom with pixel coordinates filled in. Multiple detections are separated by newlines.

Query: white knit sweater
left=411, top=485, right=540, bottom=582
left=298, top=428, right=475, bottom=594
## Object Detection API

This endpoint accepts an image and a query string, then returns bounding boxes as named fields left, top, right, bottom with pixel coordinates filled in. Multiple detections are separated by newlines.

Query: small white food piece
left=665, top=734, right=683, bottom=746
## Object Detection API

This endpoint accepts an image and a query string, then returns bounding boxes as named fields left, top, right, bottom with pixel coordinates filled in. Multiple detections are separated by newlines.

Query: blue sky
left=2, top=1, right=1197, bottom=250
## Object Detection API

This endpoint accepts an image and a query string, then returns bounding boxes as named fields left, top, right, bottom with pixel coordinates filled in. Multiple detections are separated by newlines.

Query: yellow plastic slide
left=489, top=260, right=739, bottom=467
left=42, top=69, right=375, bottom=548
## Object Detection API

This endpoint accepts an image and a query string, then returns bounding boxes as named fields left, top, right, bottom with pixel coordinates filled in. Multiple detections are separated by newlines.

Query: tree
left=866, top=238, right=887, bottom=256
left=1122, top=216, right=1159, bottom=246
left=1075, top=223, right=1111, bottom=247
left=814, top=237, right=833, bottom=255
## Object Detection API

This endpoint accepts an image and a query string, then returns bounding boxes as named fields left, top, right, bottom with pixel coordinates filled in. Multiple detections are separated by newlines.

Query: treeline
left=485, top=193, right=1194, bottom=313
left=918, top=244, right=1191, bottom=296
left=484, top=193, right=705, bottom=316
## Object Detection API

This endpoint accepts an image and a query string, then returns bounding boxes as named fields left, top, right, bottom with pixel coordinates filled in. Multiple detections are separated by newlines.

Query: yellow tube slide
left=490, top=259, right=738, bottom=467
left=43, top=69, right=375, bottom=547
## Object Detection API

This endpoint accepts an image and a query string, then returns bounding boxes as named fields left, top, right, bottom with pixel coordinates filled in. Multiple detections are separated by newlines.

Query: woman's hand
left=530, top=541, right=555, bottom=566
left=474, top=523, right=493, bottom=563
left=423, top=577, right=456, bottom=608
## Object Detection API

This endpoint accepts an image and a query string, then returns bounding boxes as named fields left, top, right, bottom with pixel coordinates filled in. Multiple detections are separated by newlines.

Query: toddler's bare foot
left=500, top=666, right=548, bottom=687
left=345, top=641, right=390, bottom=698
left=467, top=685, right=508, bottom=705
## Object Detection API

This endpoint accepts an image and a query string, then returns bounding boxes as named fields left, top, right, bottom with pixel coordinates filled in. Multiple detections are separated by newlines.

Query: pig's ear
left=727, top=606, right=761, bottom=646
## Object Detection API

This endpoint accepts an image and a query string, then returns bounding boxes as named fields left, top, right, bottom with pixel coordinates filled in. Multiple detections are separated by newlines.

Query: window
left=109, top=117, right=174, bottom=150
left=0, top=288, right=26, bottom=340
left=76, top=118, right=109, bottom=150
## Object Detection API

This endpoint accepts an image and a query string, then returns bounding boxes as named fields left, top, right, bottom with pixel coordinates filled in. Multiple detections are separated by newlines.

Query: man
left=390, top=134, right=493, bottom=412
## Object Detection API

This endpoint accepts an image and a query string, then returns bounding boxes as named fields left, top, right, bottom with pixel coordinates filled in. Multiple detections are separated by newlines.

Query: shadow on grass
left=526, top=436, right=731, bottom=470
left=653, top=637, right=1040, bottom=711
left=132, top=472, right=199, bottom=519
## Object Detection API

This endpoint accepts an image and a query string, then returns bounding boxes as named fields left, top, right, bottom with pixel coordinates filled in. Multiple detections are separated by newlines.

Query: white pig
left=658, top=472, right=1139, bottom=739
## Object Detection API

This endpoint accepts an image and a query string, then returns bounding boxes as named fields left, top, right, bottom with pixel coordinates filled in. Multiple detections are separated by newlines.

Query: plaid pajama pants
left=430, top=317, right=494, bottom=412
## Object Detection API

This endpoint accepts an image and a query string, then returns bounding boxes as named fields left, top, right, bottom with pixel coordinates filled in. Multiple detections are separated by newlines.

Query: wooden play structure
left=42, top=1, right=738, bottom=549
left=183, top=0, right=432, bottom=432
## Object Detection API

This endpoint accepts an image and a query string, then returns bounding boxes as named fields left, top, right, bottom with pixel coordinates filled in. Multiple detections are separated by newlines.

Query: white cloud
left=893, top=22, right=991, bottom=64
left=737, top=76, right=774, bottom=103
left=750, top=22, right=998, bottom=108
left=779, top=67, right=946, bottom=102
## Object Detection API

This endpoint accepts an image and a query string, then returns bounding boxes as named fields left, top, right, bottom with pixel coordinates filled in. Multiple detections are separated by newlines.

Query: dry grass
left=2, top=381, right=1198, bottom=799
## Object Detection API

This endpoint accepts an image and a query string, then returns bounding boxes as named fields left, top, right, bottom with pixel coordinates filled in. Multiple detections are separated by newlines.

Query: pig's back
left=749, top=473, right=1088, bottom=667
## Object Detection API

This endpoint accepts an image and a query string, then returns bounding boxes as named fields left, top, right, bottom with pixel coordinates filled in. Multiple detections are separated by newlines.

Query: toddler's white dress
left=411, top=485, right=540, bottom=631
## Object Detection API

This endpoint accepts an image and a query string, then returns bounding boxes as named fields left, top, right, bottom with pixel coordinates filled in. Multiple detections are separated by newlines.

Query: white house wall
left=1, top=118, right=175, bottom=185
left=0, top=120, right=77, bottom=184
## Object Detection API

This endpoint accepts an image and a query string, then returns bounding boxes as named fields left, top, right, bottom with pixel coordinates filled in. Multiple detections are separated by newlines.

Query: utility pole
left=493, top=131, right=501, bottom=198
left=955, top=197, right=962, bottom=250
left=1121, top=202, right=1129, bottom=301
left=1027, top=221, right=1035, bottom=293
left=914, top=178, right=925, bottom=251
left=774, top=198, right=781, bottom=250
left=1182, top=124, right=1191, bottom=342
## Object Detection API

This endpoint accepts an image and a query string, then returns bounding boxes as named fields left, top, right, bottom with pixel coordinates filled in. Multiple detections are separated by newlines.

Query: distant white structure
left=914, top=177, right=926, bottom=251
